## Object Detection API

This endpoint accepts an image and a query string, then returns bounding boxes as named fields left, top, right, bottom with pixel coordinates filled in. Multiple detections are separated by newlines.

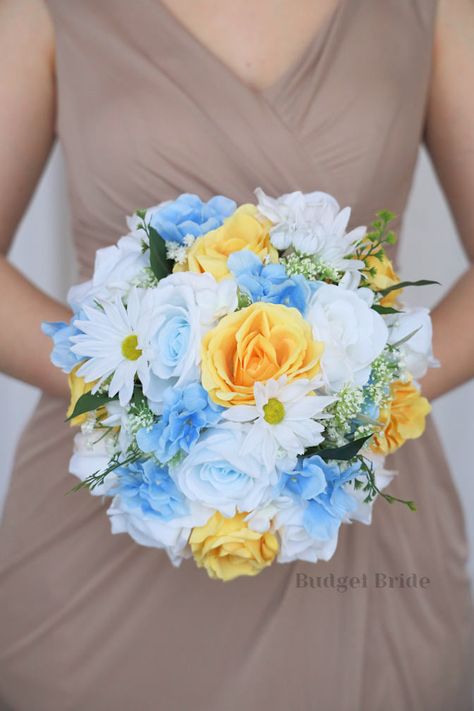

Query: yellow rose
left=201, top=302, right=323, bottom=407
left=175, top=204, right=278, bottom=281
left=371, top=380, right=431, bottom=455
left=66, top=364, right=96, bottom=427
left=365, top=253, right=402, bottom=307
left=189, top=511, right=278, bottom=581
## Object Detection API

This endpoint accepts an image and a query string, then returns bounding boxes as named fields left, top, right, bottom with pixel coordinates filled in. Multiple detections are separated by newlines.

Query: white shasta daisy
left=222, top=377, right=335, bottom=471
left=71, top=288, right=152, bottom=406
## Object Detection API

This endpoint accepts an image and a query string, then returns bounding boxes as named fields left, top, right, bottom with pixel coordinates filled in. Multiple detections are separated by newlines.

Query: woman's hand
left=0, top=0, right=70, bottom=398
left=422, top=0, right=474, bottom=400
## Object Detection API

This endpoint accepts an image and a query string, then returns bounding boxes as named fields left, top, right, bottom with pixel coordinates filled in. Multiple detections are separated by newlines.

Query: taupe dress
left=0, top=1, right=472, bottom=709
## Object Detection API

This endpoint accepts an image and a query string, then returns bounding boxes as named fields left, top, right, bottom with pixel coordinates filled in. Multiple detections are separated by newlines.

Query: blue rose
left=41, top=316, right=84, bottom=373
left=137, top=383, right=222, bottom=463
left=171, top=426, right=275, bottom=517
left=227, top=249, right=313, bottom=314
left=150, top=193, right=236, bottom=244
left=113, top=459, right=188, bottom=521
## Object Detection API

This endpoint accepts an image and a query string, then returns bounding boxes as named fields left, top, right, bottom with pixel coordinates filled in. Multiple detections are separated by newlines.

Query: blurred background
left=1, top=145, right=473, bottom=580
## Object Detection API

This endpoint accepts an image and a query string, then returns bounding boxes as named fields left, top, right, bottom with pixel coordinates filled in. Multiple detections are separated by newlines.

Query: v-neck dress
left=0, top=1, right=472, bottom=709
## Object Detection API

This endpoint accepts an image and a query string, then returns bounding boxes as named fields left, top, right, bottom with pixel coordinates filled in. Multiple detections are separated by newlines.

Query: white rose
left=142, top=272, right=237, bottom=403
left=245, top=495, right=294, bottom=533
left=69, top=430, right=117, bottom=496
left=387, top=306, right=438, bottom=379
left=274, top=505, right=339, bottom=563
left=68, top=234, right=149, bottom=309
left=346, top=452, right=397, bottom=525
left=107, top=499, right=212, bottom=566
left=307, top=284, right=388, bottom=391
left=171, top=426, right=276, bottom=517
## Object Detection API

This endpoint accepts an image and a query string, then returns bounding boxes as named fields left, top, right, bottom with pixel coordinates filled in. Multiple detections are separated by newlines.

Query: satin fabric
left=0, top=1, right=472, bottom=709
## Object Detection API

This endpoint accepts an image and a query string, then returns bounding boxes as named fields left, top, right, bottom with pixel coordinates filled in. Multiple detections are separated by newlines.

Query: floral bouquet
left=43, top=189, right=438, bottom=581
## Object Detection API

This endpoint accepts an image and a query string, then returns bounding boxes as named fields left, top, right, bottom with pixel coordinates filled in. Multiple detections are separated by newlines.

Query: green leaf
left=372, top=304, right=404, bottom=315
left=237, top=289, right=253, bottom=310
left=377, top=209, right=396, bottom=223
left=378, top=279, right=440, bottom=297
left=303, top=435, right=372, bottom=462
left=67, top=450, right=141, bottom=494
left=66, top=391, right=114, bottom=421
left=149, top=225, right=172, bottom=281
left=390, top=326, right=422, bottom=349
left=135, top=208, right=147, bottom=219
left=130, top=386, right=147, bottom=409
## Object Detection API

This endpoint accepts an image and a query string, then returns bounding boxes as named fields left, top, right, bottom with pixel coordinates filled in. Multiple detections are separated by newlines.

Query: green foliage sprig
left=135, top=209, right=173, bottom=281
left=354, top=455, right=417, bottom=511
left=66, top=391, right=114, bottom=422
left=68, top=447, right=142, bottom=494
left=356, top=210, right=397, bottom=266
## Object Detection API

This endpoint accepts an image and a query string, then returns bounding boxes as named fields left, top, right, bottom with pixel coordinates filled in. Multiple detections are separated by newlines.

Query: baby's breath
left=364, top=349, right=402, bottom=408
left=127, top=400, right=156, bottom=438
left=282, top=252, right=341, bottom=283
left=132, top=266, right=160, bottom=289
left=165, top=242, right=188, bottom=264
left=325, top=385, right=364, bottom=444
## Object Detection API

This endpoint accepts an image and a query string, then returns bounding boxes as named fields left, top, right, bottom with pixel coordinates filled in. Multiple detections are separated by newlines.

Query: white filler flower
left=222, top=377, right=335, bottom=471
left=71, top=288, right=151, bottom=406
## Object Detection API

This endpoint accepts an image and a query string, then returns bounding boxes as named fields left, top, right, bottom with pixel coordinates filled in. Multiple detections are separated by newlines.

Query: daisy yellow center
left=121, top=334, right=142, bottom=361
left=263, top=398, right=285, bottom=425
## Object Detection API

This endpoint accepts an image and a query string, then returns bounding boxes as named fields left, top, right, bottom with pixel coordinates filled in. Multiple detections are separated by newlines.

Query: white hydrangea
left=255, top=187, right=365, bottom=277
left=387, top=306, right=439, bottom=380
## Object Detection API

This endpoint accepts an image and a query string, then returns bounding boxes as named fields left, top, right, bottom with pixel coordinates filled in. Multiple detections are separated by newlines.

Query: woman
left=0, top=0, right=473, bottom=709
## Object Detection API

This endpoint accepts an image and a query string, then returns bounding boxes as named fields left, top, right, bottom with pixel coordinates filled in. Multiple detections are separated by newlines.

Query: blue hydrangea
left=281, top=456, right=327, bottom=500
left=227, top=249, right=313, bottom=314
left=150, top=193, right=236, bottom=244
left=136, top=383, right=222, bottom=463
left=113, top=459, right=187, bottom=521
left=361, top=399, right=380, bottom=420
left=358, top=397, right=380, bottom=426
left=282, top=456, right=362, bottom=540
left=41, top=316, right=83, bottom=373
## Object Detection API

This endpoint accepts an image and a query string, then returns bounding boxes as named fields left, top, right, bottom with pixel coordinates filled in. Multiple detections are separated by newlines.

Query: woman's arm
left=0, top=0, right=70, bottom=398
left=422, top=0, right=474, bottom=400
